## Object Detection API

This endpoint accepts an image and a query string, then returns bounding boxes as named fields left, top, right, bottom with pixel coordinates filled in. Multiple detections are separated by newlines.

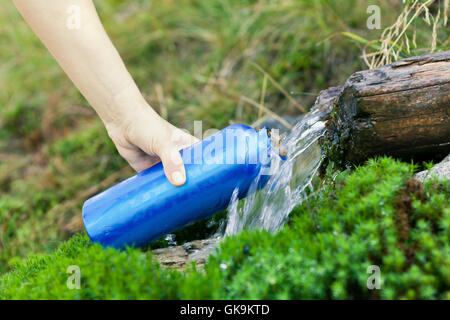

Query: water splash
left=224, top=108, right=326, bottom=236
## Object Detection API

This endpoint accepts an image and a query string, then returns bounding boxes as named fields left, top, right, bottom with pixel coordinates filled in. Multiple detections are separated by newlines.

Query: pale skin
left=13, top=0, right=198, bottom=186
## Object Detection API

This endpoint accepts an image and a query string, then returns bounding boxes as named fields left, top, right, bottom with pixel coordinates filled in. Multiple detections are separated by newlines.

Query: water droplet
left=220, top=263, right=228, bottom=270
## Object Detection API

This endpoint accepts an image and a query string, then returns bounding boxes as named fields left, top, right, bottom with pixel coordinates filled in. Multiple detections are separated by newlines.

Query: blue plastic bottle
left=82, top=124, right=278, bottom=248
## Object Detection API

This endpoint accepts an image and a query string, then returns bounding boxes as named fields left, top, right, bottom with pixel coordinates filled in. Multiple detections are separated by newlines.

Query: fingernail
left=171, top=171, right=185, bottom=185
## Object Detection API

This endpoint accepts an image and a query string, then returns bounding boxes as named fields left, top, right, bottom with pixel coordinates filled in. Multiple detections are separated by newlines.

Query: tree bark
left=320, top=51, right=450, bottom=167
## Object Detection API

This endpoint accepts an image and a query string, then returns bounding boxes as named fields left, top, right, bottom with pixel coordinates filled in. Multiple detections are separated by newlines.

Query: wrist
left=99, top=84, right=158, bottom=131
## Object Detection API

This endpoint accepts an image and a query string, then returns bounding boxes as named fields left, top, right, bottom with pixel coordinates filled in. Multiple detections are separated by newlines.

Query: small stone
left=151, top=238, right=221, bottom=271
left=415, top=154, right=450, bottom=182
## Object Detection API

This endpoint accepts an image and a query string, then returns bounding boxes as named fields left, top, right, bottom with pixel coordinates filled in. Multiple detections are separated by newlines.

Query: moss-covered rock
left=1, top=157, right=448, bottom=299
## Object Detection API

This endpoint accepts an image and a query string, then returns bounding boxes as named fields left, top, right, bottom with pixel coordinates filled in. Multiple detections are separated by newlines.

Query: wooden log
left=321, top=51, right=450, bottom=167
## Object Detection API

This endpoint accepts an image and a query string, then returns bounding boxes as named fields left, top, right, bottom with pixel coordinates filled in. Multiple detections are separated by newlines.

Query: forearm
left=13, top=0, right=152, bottom=126
left=14, top=0, right=197, bottom=185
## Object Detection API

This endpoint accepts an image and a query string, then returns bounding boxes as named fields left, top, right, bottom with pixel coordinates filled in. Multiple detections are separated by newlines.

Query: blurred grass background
left=0, top=0, right=448, bottom=273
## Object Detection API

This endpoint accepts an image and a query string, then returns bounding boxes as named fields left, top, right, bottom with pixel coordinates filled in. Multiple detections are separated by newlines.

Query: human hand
left=106, top=104, right=199, bottom=187
left=13, top=0, right=199, bottom=186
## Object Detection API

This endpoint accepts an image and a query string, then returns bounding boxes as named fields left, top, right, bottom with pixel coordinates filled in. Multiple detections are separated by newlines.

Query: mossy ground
left=1, top=0, right=448, bottom=298
left=0, top=0, right=409, bottom=273
left=1, top=158, right=448, bottom=299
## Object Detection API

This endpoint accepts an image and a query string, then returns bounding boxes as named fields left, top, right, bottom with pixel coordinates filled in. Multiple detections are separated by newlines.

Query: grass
left=0, top=0, right=448, bottom=287
left=1, top=157, right=448, bottom=299
left=344, top=0, right=450, bottom=68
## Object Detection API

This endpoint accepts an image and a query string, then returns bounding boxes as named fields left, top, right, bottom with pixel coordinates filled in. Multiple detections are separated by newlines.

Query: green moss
left=1, top=158, right=448, bottom=299
left=1, top=0, right=448, bottom=295
left=1, top=0, right=394, bottom=273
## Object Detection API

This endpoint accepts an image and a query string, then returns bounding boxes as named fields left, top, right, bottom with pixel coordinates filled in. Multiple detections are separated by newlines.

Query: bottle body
left=82, top=124, right=273, bottom=248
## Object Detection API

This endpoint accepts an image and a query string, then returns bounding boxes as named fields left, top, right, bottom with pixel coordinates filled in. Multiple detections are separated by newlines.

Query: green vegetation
left=0, top=0, right=407, bottom=272
left=1, top=158, right=448, bottom=299
left=0, top=0, right=449, bottom=299
left=344, top=0, right=449, bottom=68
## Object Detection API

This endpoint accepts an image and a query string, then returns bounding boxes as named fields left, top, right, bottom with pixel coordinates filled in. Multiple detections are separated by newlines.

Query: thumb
left=157, top=144, right=186, bottom=187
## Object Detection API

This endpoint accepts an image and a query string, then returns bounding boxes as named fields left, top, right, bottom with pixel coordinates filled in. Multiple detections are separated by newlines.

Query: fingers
left=157, top=145, right=187, bottom=186
left=131, top=140, right=187, bottom=186
left=115, top=143, right=157, bottom=172
left=157, top=131, right=198, bottom=186
left=127, top=155, right=155, bottom=173
left=158, top=129, right=199, bottom=186
left=171, top=127, right=200, bottom=150
left=134, top=133, right=188, bottom=186
left=117, top=116, right=200, bottom=187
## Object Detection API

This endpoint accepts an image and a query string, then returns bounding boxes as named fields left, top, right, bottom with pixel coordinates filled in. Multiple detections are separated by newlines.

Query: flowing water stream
left=224, top=108, right=327, bottom=235
left=163, top=109, right=327, bottom=247
left=159, top=111, right=325, bottom=263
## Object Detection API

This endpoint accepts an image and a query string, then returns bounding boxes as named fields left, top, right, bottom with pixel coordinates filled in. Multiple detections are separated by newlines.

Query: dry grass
left=343, top=0, right=449, bottom=69
left=1, top=0, right=443, bottom=273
